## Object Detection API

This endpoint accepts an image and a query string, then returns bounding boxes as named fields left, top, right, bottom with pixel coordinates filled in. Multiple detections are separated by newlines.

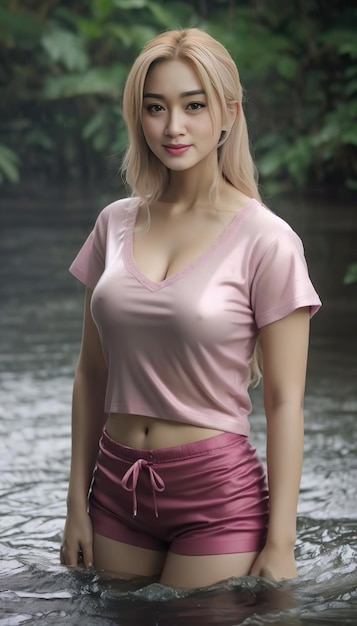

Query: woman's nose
left=165, top=110, right=185, bottom=136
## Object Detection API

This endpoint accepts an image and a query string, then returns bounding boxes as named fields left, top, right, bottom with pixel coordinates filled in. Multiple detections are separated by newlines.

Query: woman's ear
left=218, top=103, right=240, bottom=147
left=226, top=101, right=240, bottom=132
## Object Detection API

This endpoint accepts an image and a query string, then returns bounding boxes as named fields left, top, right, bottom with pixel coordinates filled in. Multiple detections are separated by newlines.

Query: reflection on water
left=0, top=189, right=356, bottom=625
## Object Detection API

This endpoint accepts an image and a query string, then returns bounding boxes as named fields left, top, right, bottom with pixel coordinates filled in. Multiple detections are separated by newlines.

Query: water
left=1, top=188, right=356, bottom=625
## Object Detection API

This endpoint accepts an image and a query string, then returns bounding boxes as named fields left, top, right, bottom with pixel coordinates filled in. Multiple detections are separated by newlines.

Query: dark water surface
left=0, top=189, right=356, bottom=625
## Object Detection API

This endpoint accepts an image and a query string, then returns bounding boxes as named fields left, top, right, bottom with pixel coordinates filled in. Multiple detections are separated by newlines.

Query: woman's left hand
left=249, top=544, right=298, bottom=581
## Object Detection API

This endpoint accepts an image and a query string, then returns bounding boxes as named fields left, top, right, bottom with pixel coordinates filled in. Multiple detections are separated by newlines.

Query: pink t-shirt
left=69, top=197, right=321, bottom=436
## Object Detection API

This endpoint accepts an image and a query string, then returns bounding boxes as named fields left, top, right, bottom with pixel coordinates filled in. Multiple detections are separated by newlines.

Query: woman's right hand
left=60, top=509, right=94, bottom=569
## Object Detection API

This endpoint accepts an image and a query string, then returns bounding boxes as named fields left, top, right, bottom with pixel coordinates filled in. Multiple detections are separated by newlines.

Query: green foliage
left=42, top=66, right=127, bottom=99
left=344, top=263, right=357, bottom=284
left=0, top=144, right=20, bottom=183
left=0, top=0, right=356, bottom=191
left=41, top=27, right=89, bottom=72
left=0, top=6, right=43, bottom=44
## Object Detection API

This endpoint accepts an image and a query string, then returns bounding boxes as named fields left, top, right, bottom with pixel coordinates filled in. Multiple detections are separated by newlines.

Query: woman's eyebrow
left=143, top=89, right=206, bottom=100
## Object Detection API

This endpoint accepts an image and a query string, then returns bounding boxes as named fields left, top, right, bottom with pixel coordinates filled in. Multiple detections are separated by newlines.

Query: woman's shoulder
left=241, top=199, right=306, bottom=252
left=95, top=196, right=140, bottom=225
left=246, top=199, right=295, bottom=239
left=236, top=199, right=306, bottom=268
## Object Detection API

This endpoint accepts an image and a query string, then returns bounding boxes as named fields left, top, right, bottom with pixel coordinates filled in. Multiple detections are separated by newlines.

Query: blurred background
left=0, top=0, right=356, bottom=194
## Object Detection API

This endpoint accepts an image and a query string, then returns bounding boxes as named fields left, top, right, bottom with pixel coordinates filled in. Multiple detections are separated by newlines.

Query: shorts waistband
left=101, top=428, right=247, bottom=464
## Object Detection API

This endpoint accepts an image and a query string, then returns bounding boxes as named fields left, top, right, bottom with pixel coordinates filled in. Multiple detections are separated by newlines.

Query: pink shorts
left=89, top=429, right=269, bottom=556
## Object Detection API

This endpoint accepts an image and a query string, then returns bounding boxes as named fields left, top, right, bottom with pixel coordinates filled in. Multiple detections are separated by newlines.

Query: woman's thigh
left=160, top=551, right=258, bottom=589
left=93, top=532, right=167, bottom=579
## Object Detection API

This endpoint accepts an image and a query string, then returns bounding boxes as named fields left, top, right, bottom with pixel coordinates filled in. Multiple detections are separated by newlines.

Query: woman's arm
left=61, top=287, right=108, bottom=568
left=250, top=306, right=310, bottom=580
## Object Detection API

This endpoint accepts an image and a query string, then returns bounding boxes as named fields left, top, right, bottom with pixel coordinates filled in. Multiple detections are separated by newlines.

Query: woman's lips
left=163, top=144, right=191, bottom=155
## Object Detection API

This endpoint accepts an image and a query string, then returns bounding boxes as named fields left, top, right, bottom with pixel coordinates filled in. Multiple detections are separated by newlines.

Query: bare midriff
left=105, top=412, right=224, bottom=450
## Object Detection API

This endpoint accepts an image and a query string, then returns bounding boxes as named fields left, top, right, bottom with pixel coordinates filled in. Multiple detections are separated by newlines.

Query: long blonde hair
left=121, top=28, right=262, bottom=385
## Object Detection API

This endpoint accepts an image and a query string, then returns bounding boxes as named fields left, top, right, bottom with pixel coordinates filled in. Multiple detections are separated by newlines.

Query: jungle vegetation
left=1, top=0, right=356, bottom=196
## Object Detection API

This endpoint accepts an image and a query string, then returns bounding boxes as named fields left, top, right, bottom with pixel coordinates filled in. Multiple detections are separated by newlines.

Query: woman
left=60, top=28, right=321, bottom=589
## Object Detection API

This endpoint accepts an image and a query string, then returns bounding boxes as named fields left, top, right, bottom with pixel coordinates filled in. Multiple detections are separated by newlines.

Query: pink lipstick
left=163, top=144, right=191, bottom=155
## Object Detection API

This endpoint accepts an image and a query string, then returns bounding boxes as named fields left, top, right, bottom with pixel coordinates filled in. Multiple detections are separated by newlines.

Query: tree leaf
left=276, top=56, right=298, bottom=80
left=42, top=65, right=127, bottom=99
left=258, top=149, right=286, bottom=177
left=92, top=0, right=115, bottom=19
left=0, top=144, right=20, bottom=183
left=108, top=24, right=156, bottom=48
left=113, top=0, right=146, bottom=9
left=343, top=263, right=357, bottom=285
left=82, top=111, right=107, bottom=140
left=41, top=28, right=89, bottom=72
left=23, top=129, right=54, bottom=150
left=146, top=0, right=181, bottom=26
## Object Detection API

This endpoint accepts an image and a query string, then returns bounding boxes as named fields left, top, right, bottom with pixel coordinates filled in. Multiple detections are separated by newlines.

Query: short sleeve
left=69, top=210, right=108, bottom=289
left=251, top=230, right=321, bottom=329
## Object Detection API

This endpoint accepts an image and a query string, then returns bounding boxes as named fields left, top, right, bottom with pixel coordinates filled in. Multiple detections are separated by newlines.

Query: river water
left=0, top=188, right=356, bottom=625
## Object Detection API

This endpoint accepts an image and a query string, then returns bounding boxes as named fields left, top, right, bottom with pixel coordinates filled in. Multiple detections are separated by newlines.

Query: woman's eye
left=187, top=102, right=205, bottom=111
left=147, top=104, right=164, bottom=113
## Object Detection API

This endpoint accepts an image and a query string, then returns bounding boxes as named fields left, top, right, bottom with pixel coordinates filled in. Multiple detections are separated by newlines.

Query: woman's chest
left=132, top=210, right=241, bottom=284
left=92, top=247, right=255, bottom=346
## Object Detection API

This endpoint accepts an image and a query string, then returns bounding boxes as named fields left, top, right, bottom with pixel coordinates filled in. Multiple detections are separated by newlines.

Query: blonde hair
left=121, top=27, right=262, bottom=385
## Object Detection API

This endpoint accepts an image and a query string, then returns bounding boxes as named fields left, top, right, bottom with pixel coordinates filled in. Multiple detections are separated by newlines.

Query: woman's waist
left=106, top=412, right=225, bottom=450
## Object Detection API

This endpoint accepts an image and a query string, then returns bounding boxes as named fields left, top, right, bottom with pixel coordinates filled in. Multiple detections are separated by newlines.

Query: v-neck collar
left=123, top=198, right=256, bottom=292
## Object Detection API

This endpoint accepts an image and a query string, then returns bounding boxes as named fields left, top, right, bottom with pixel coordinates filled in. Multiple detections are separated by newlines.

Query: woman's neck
left=160, top=161, right=223, bottom=212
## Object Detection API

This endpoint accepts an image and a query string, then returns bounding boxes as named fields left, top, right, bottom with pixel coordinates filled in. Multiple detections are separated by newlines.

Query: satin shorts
left=89, top=429, right=269, bottom=556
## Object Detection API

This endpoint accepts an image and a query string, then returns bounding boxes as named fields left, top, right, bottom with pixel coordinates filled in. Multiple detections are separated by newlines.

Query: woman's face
left=141, top=59, right=222, bottom=172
